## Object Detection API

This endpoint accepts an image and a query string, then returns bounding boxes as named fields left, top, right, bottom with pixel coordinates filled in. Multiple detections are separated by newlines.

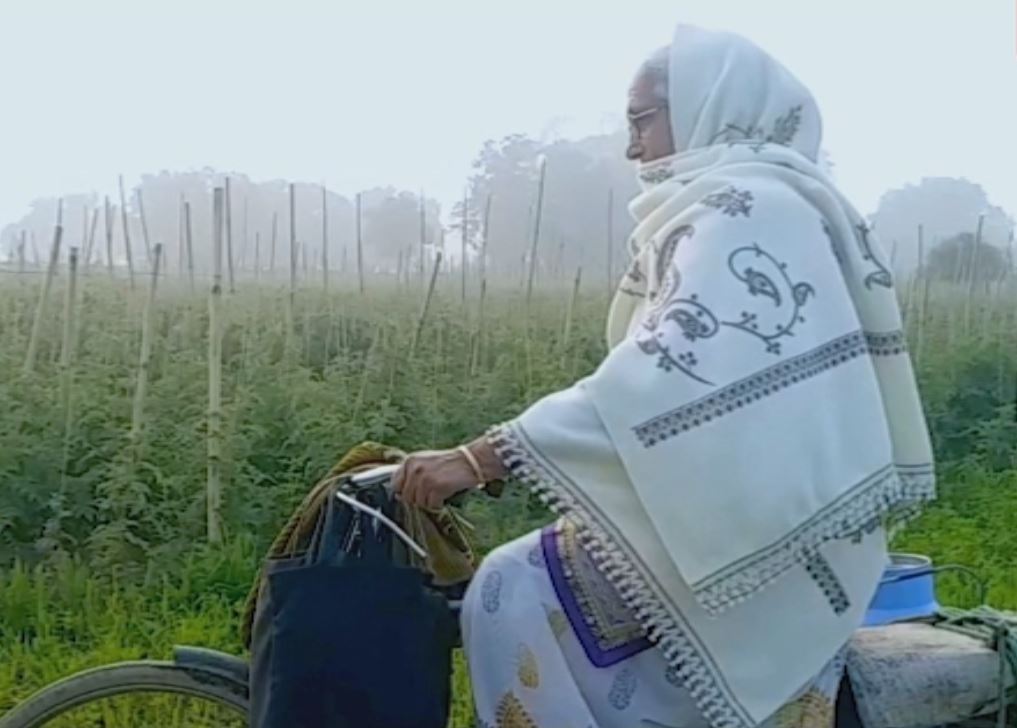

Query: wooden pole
left=270, top=211, right=278, bottom=277
left=241, top=195, right=249, bottom=272
left=118, top=175, right=136, bottom=289
left=288, top=184, right=297, bottom=346
left=104, top=196, right=114, bottom=278
left=461, top=189, right=468, bottom=303
left=24, top=202, right=64, bottom=373
left=129, top=243, right=162, bottom=453
left=561, top=265, right=583, bottom=369
left=914, top=224, right=928, bottom=365
left=964, top=214, right=985, bottom=335
left=321, top=185, right=329, bottom=292
left=80, top=206, right=89, bottom=259
left=480, top=194, right=492, bottom=288
left=84, top=205, right=99, bottom=268
left=606, top=187, right=614, bottom=300
left=207, top=189, right=225, bottom=544
left=136, top=187, right=153, bottom=266
left=470, top=195, right=492, bottom=376
left=59, top=247, right=79, bottom=486
left=177, top=194, right=185, bottom=276
left=225, top=177, right=236, bottom=293
left=17, top=230, right=26, bottom=273
left=419, top=189, right=426, bottom=282
left=30, top=231, right=40, bottom=268
left=184, top=201, right=195, bottom=292
left=526, top=156, right=547, bottom=306
left=410, top=251, right=442, bottom=357
left=356, top=192, right=365, bottom=294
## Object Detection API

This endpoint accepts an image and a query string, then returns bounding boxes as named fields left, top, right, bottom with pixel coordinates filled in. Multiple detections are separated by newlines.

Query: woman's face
left=626, top=71, right=675, bottom=163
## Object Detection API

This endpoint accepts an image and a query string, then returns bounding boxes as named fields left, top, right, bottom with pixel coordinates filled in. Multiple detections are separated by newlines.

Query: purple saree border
left=541, top=525, right=653, bottom=668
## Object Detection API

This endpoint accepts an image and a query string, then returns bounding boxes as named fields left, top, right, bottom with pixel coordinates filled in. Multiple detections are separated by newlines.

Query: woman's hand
left=392, top=439, right=507, bottom=510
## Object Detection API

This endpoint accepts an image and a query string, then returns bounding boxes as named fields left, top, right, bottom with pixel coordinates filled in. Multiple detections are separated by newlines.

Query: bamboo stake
left=184, top=201, right=195, bottom=292
left=288, top=184, right=297, bottom=348
left=356, top=192, right=365, bottom=294
left=526, top=156, right=547, bottom=306
left=997, top=230, right=1014, bottom=399
left=480, top=194, right=492, bottom=288
left=410, top=251, right=442, bottom=357
left=561, top=265, right=582, bottom=369
left=136, top=187, right=153, bottom=266
left=321, top=185, right=329, bottom=292
left=914, top=225, right=927, bottom=365
left=963, top=214, right=984, bottom=335
left=24, top=203, right=63, bottom=374
left=104, top=196, right=114, bottom=278
left=177, top=194, right=185, bottom=276
left=207, top=189, right=225, bottom=544
left=59, top=247, right=79, bottom=486
left=59, top=247, right=79, bottom=376
left=606, top=187, right=614, bottom=300
left=432, top=323, right=442, bottom=442
left=129, top=243, right=162, bottom=453
left=225, top=177, right=236, bottom=294
left=84, top=206, right=99, bottom=268
left=80, top=206, right=89, bottom=257
left=241, top=195, right=249, bottom=272
left=118, top=175, right=136, bottom=289
left=352, top=323, right=383, bottom=426
left=254, top=232, right=261, bottom=282
left=419, top=189, right=426, bottom=282
left=461, top=189, right=468, bottom=303
left=270, top=212, right=278, bottom=277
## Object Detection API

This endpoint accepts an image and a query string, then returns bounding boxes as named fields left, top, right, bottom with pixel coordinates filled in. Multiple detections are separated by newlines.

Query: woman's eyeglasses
left=627, top=106, right=663, bottom=136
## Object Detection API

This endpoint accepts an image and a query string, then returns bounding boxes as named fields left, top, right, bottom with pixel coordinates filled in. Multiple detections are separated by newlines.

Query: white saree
left=465, top=23, right=934, bottom=728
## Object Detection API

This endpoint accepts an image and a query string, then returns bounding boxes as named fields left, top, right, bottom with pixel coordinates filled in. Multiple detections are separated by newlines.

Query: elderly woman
left=393, top=23, right=934, bottom=728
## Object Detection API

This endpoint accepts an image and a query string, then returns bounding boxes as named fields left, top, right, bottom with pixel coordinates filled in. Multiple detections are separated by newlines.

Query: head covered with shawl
left=488, top=23, right=935, bottom=728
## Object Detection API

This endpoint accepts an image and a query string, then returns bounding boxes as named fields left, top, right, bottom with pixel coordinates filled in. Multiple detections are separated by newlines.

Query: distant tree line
left=2, top=137, right=1012, bottom=287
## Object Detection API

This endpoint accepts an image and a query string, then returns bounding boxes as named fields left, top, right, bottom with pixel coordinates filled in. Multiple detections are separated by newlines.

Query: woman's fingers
left=424, top=489, right=444, bottom=511
left=391, top=462, right=406, bottom=496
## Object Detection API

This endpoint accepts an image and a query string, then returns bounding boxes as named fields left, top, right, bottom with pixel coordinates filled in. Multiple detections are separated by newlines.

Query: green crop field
left=0, top=268, right=1014, bottom=726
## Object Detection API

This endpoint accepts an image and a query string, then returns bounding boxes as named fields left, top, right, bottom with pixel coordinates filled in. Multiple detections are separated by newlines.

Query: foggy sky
left=1, top=0, right=1015, bottom=230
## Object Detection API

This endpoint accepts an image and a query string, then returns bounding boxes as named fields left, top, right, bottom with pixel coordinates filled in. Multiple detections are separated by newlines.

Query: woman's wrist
left=465, top=436, right=508, bottom=483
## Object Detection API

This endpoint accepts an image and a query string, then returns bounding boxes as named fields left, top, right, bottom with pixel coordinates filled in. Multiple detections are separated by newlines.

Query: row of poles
left=15, top=156, right=617, bottom=542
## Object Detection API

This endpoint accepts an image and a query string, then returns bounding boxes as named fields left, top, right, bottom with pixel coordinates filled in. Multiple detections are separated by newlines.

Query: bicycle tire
left=0, top=660, right=249, bottom=728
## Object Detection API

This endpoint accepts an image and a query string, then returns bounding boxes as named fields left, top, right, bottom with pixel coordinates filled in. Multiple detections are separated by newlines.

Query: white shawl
left=488, top=24, right=934, bottom=727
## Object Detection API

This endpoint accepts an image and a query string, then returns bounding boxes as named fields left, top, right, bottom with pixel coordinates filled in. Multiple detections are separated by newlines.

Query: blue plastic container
left=863, top=553, right=939, bottom=626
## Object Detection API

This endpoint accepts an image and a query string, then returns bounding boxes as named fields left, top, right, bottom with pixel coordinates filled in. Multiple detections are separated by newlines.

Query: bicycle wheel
left=0, top=660, right=249, bottom=728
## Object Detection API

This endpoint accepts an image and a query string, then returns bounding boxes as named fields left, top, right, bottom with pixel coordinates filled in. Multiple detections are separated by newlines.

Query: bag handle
left=334, top=490, right=428, bottom=560
left=313, top=485, right=356, bottom=564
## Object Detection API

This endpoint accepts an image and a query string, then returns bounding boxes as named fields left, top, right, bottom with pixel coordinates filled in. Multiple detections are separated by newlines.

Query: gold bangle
left=457, top=445, right=487, bottom=490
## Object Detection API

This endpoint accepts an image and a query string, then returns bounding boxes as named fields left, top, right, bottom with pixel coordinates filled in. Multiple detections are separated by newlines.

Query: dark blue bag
left=249, top=484, right=457, bottom=728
